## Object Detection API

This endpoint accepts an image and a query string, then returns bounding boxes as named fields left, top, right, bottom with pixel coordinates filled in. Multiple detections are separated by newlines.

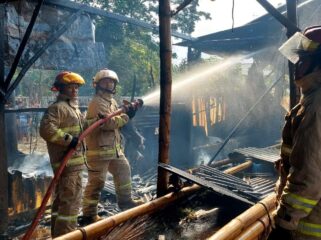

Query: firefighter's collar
left=57, top=93, right=79, bottom=108
left=296, top=70, right=321, bottom=94
left=97, top=91, right=113, bottom=101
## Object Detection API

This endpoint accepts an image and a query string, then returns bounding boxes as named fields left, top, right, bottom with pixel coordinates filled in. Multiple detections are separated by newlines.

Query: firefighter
left=268, top=26, right=321, bottom=239
left=39, top=71, right=86, bottom=237
left=82, top=68, right=143, bottom=224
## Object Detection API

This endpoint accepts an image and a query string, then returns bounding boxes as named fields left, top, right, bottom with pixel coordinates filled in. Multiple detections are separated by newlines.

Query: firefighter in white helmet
left=39, top=71, right=86, bottom=237
left=82, top=68, right=143, bottom=224
left=268, top=26, right=321, bottom=239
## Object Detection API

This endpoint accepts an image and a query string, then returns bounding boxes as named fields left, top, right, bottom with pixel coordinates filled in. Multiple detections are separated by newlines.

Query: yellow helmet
left=51, top=71, right=85, bottom=91
left=93, top=68, right=119, bottom=86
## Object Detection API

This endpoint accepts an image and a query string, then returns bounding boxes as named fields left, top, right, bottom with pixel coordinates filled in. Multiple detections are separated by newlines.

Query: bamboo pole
left=157, top=0, right=173, bottom=197
left=207, top=193, right=276, bottom=240
left=55, top=184, right=202, bottom=240
left=235, top=210, right=276, bottom=240
left=55, top=161, right=253, bottom=240
left=224, top=160, right=252, bottom=175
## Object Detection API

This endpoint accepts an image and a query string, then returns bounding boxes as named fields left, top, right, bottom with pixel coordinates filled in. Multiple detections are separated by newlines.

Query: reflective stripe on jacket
left=40, top=94, right=86, bottom=172
left=85, top=91, right=129, bottom=160
left=276, top=71, right=321, bottom=239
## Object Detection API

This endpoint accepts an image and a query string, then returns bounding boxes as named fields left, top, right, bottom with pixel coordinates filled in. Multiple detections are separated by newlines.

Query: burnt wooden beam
left=0, top=4, right=8, bottom=239
left=157, top=0, right=172, bottom=197
left=256, top=0, right=300, bottom=33
left=4, top=0, right=44, bottom=91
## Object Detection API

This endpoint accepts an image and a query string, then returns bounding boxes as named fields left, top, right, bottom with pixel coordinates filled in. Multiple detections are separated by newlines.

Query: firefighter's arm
left=39, top=105, right=73, bottom=147
left=275, top=110, right=321, bottom=230
left=97, top=100, right=129, bottom=130
left=87, top=99, right=129, bottom=130
left=275, top=112, right=292, bottom=201
left=99, top=113, right=129, bottom=130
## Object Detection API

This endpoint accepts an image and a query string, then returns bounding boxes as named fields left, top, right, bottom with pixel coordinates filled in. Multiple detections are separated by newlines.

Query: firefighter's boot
left=80, top=215, right=103, bottom=225
left=118, top=199, right=144, bottom=211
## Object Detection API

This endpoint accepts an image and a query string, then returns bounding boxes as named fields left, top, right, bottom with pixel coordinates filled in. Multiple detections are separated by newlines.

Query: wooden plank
left=157, top=0, right=172, bottom=197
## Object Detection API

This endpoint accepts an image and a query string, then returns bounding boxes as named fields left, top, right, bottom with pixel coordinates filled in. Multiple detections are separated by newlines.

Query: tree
left=75, top=0, right=211, bottom=96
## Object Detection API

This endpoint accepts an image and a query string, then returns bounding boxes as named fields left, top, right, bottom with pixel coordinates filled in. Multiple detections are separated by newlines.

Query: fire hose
left=22, top=99, right=144, bottom=240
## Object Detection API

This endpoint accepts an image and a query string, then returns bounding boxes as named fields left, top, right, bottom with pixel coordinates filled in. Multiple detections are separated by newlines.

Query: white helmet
left=93, top=68, right=119, bottom=85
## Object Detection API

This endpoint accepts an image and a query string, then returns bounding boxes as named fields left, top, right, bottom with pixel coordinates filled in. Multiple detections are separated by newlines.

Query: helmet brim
left=279, top=32, right=320, bottom=64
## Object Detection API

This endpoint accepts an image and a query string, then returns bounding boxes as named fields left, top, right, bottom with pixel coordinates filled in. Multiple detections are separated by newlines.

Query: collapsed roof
left=176, top=0, right=321, bottom=55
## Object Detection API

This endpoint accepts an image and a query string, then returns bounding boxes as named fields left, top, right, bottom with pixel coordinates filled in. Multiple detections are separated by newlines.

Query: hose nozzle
left=122, top=98, right=144, bottom=112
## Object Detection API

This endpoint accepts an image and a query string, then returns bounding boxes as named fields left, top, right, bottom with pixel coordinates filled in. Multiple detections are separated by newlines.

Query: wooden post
left=0, top=4, right=8, bottom=239
left=286, top=0, right=299, bottom=109
left=157, top=0, right=172, bottom=197
left=256, top=0, right=299, bottom=109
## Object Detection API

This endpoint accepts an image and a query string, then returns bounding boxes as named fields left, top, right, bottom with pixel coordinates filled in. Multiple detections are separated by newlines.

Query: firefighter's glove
left=267, top=225, right=293, bottom=240
left=68, top=137, right=79, bottom=149
left=126, top=105, right=137, bottom=119
left=97, top=113, right=106, bottom=119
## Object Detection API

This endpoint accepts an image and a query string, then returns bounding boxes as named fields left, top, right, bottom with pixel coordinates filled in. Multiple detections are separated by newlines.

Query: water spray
left=207, top=75, right=282, bottom=165
left=142, top=51, right=264, bottom=106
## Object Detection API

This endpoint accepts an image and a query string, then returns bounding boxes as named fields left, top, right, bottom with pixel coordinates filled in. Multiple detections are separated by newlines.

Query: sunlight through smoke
left=142, top=51, right=261, bottom=106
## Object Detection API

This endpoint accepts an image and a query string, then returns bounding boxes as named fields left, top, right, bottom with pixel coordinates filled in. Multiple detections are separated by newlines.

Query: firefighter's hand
left=68, top=137, right=79, bottom=149
left=267, top=225, right=293, bottom=240
left=126, top=105, right=137, bottom=119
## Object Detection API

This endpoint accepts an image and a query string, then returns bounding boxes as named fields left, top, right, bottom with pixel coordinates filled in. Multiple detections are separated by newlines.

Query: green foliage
left=74, top=0, right=210, bottom=97
left=171, top=0, right=211, bottom=34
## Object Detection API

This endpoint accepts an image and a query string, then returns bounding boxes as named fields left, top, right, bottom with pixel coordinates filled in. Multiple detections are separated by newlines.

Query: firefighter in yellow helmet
left=39, top=71, right=86, bottom=237
left=82, top=68, right=143, bottom=224
left=268, top=26, right=321, bottom=239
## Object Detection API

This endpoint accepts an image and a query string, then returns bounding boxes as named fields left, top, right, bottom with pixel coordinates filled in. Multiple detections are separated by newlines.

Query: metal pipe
left=157, top=0, right=172, bottom=197
left=0, top=4, right=8, bottom=239
left=55, top=161, right=253, bottom=240
left=286, top=0, right=299, bottom=109
left=207, top=193, right=276, bottom=240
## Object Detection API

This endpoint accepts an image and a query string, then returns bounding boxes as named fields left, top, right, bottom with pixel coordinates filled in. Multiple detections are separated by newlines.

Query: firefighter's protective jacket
left=276, top=71, right=321, bottom=239
left=40, top=94, right=86, bottom=172
left=85, top=91, right=129, bottom=160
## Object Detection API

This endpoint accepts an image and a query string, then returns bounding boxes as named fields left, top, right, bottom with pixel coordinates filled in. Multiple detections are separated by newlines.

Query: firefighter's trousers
left=83, top=157, right=132, bottom=216
left=51, top=170, right=83, bottom=237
